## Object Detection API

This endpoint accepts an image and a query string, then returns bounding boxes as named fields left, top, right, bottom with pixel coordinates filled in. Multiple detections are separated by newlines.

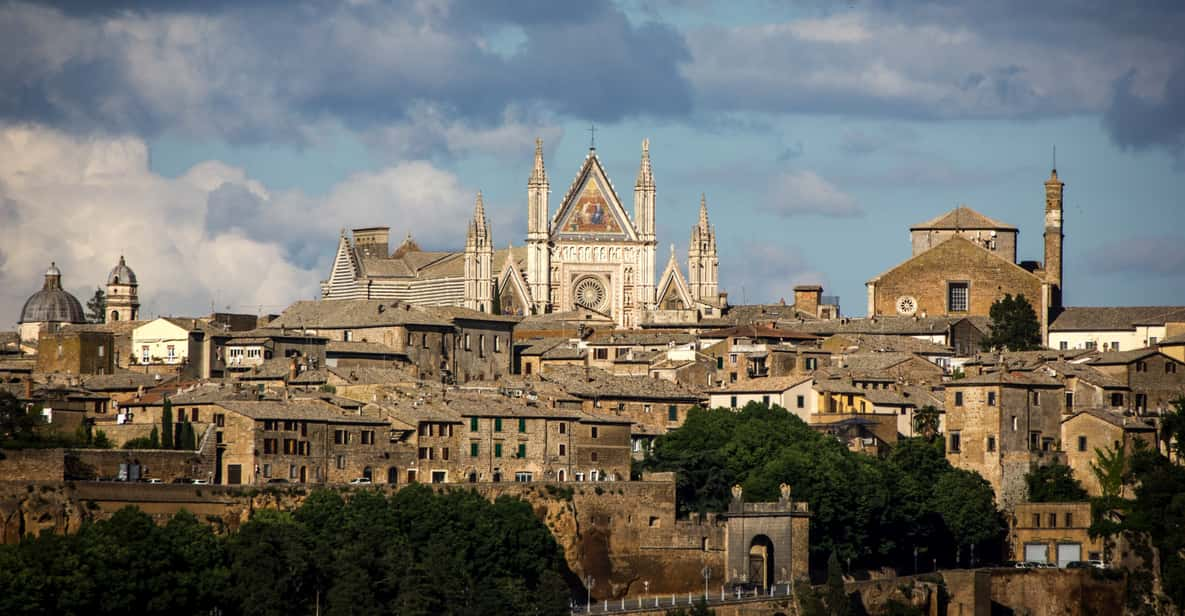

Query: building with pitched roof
left=866, top=169, right=1066, bottom=343
left=1048, top=306, right=1185, bottom=352
left=319, top=139, right=725, bottom=329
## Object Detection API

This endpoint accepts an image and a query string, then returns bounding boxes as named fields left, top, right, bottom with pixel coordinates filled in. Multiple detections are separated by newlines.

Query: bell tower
left=526, top=138, right=551, bottom=313
left=105, top=255, right=140, bottom=322
left=1044, top=167, right=1064, bottom=312
left=464, top=192, right=494, bottom=313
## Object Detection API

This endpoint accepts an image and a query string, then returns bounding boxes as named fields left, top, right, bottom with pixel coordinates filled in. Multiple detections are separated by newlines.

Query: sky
left=2, top=0, right=1184, bottom=326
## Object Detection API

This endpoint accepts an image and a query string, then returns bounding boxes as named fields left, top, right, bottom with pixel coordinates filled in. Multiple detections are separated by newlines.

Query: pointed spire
left=473, top=190, right=486, bottom=224
left=668, top=243, right=677, bottom=265
left=636, top=138, right=653, bottom=187
left=698, top=193, right=710, bottom=228
left=530, top=137, right=547, bottom=184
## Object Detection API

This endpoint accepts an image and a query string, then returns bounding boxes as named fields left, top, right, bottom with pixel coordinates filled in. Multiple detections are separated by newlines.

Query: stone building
left=320, top=139, right=725, bottom=328
left=1060, top=408, right=1155, bottom=498
left=35, top=328, right=115, bottom=375
left=944, top=371, right=1065, bottom=510
left=866, top=169, right=1066, bottom=342
left=269, top=299, right=517, bottom=383
left=1011, top=501, right=1102, bottom=566
left=1049, top=306, right=1185, bottom=352
left=105, top=255, right=140, bottom=322
left=1079, top=349, right=1185, bottom=414
left=17, top=263, right=87, bottom=347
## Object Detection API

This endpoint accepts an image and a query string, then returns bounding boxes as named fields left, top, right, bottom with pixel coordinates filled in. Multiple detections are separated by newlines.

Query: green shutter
left=668, top=405, right=678, bottom=421
left=494, top=443, right=502, bottom=458
left=494, top=418, right=502, bottom=432
left=470, top=442, right=479, bottom=457
left=470, top=417, right=478, bottom=431
left=518, top=418, right=527, bottom=433
left=517, top=444, right=526, bottom=459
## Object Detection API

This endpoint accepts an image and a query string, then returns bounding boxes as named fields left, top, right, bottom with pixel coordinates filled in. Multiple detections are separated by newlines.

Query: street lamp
left=643, top=580, right=649, bottom=606
left=585, top=575, right=595, bottom=612
left=701, top=567, right=712, bottom=602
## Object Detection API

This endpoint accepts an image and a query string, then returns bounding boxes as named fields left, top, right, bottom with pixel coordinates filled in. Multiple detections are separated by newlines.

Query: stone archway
left=725, top=484, right=811, bottom=588
left=749, top=535, right=774, bottom=589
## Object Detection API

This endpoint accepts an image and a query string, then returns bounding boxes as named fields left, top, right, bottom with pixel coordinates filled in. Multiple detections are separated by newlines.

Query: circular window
left=573, top=277, right=608, bottom=311
left=896, top=295, right=918, bottom=316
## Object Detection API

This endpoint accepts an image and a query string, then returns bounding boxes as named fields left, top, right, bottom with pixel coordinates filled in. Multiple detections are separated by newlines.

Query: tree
left=931, top=469, right=1004, bottom=564
left=980, top=294, right=1041, bottom=352
left=912, top=405, right=941, bottom=441
left=161, top=398, right=174, bottom=449
left=0, top=391, right=38, bottom=444
left=179, top=422, right=196, bottom=450
left=1159, top=396, right=1185, bottom=462
left=1090, top=443, right=1129, bottom=500
left=1025, top=463, right=1089, bottom=502
left=85, top=288, right=107, bottom=324
left=92, top=430, right=112, bottom=449
left=149, top=426, right=160, bottom=449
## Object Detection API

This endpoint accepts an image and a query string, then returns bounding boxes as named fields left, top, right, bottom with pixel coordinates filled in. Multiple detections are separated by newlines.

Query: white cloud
left=763, top=170, right=862, bottom=218
left=0, top=124, right=484, bottom=327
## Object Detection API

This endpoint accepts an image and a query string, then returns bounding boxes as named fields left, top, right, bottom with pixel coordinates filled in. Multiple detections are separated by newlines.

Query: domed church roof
left=19, top=262, right=86, bottom=325
left=107, top=255, right=137, bottom=286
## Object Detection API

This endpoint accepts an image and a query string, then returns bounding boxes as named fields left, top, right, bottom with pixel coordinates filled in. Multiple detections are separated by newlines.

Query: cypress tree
left=149, top=426, right=160, bottom=449
left=180, top=422, right=196, bottom=450
left=161, top=398, right=174, bottom=449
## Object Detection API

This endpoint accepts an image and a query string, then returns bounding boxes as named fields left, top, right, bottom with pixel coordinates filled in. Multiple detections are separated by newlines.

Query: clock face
left=896, top=295, right=918, bottom=316
left=573, top=277, right=608, bottom=312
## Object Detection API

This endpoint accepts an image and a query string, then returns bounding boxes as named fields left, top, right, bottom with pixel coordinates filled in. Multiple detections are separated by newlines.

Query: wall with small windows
left=36, top=330, right=116, bottom=375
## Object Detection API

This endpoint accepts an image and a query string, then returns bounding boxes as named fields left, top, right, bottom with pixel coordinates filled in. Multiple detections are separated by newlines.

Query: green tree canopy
left=85, top=288, right=106, bottom=324
left=980, top=294, right=1041, bottom=352
left=643, top=403, right=1005, bottom=571
left=1025, top=463, right=1089, bottom=502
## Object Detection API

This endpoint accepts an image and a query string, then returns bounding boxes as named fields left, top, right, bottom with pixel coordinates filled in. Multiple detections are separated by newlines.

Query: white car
left=191, top=479, right=209, bottom=485
left=349, top=477, right=372, bottom=485
left=144, top=478, right=163, bottom=484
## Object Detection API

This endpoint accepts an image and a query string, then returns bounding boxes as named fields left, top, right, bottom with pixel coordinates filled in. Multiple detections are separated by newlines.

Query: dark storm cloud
left=1103, top=64, right=1185, bottom=160
left=0, top=1, right=691, bottom=141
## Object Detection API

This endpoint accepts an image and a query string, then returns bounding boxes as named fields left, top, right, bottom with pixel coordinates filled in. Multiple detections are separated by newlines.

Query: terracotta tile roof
left=1050, top=306, right=1185, bottom=332
left=1081, top=348, right=1172, bottom=365
left=78, top=372, right=179, bottom=391
left=711, top=375, right=812, bottom=394
left=946, top=370, right=1062, bottom=387
left=834, top=352, right=937, bottom=372
left=585, top=330, right=697, bottom=346
left=327, top=365, right=419, bottom=384
left=270, top=300, right=452, bottom=329
left=826, top=333, right=954, bottom=355
left=1160, top=333, right=1185, bottom=345
left=776, top=315, right=987, bottom=337
left=1062, top=408, right=1154, bottom=431
left=543, top=366, right=704, bottom=401
left=707, top=323, right=818, bottom=341
left=217, top=399, right=386, bottom=424
left=910, top=205, right=1016, bottom=231
left=325, top=340, right=405, bottom=356
left=1040, top=360, right=1127, bottom=389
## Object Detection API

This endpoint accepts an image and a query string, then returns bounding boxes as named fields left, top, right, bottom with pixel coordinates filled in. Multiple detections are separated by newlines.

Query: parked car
left=1065, top=561, right=1091, bottom=569
left=171, top=478, right=193, bottom=484
left=191, top=479, right=209, bottom=485
left=266, top=478, right=289, bottom=484
left=143, top=478, right=163, bottom=485
left=1089, top=560, right=1107, bottom=569
left=349, top=477, right=372, bottom=485
left=1037, top=562, right=1058, bottom=569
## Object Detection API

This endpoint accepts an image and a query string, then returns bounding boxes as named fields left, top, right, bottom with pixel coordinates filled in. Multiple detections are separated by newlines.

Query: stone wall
left=0, top=448, right=64, bottom=481
left=69, top=448, right=211, bottom=482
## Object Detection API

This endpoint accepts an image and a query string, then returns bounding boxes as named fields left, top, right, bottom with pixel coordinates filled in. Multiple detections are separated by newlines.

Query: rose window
left=573, top=277, right=608, bottom=311
left=895, top=295, right=918, bottom=316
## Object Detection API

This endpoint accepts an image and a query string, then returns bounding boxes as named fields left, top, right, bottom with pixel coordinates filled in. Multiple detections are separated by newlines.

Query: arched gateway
left=726, top=484, right=810, bottom=590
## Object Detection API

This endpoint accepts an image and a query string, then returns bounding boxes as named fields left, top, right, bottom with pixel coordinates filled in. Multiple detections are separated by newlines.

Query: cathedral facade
left=320, top=140, right=724, bottom=328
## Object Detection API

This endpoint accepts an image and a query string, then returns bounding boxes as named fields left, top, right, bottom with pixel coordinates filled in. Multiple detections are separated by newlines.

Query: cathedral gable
left=656, top=259, right=693, bottom=310
left=497, top=258, right=533, bottom=316
left=551, top=153, right=638, bottom=242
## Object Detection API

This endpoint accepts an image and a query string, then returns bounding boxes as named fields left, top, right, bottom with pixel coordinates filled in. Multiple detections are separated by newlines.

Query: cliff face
left=0, top=483, right=88, bottom=544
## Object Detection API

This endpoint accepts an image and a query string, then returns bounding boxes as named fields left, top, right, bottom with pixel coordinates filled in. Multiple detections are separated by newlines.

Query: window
left=442, top=447, right=449, bottom=461
left=1136, top=361, right=1147, bottom=373
left=470, top=442, right=479, bottom=457
left=1085, top=341, right=1097, bottom=350
left=716, top=356, right=724, bottom=370
left=796, top=395, right=805, bottom=409
left=1065, top=392, right=1073, bottom=409
left=517, top=444, right=526, bottom=459
left=986, top=436, right=996, bottom=452
left=1168, top=363, right=1178, bottom=374
left=1029, top=432, right=1040, bottom=450
left=479, top=335, right=485, bottom=357
left=591, top=451, right=598, bottom=462
left=361, top=430, right=374, bottom=445
left=336, top=455, right=345, bottom=470
left=343, top=330, right=352, bottom=342
left=805, top=357, right=818, bottom=370
left=644, top=404, right=652, bottom=413
left=141, top=345, right=150, bottom=364
left=1065, top=512, right=1074, bottom=527
left=954, top=391, right=964, bottom=407
left=1031, top=391, right=1040, bottom=405
left=494, top=337, right=502, bottom=353
left=947, top=282, right=969, bottom=312
left=518, top=418, right=527, bottom=433
left=227, top=464, right=242, bottom=485
left=407, top=332, right=414, bottom=346
left=1078, top=435, right=1087, bottom=452
left=1136, top=393, right=1146, bottom=410
left=494, top=418, right=502, bottom=432
left=949, top=431, right=961, bottom=453
left=1059, top=341, right=1068, bottom=350
left=98, top=345, right=104, bottom=358
left=1111, top=341, right=1120, bottom=351
left=1111, top=393, right=1124, bottom=407
left=1048, top=513, right=1057, bottom=528
left=464, top=334, right=471, bottom=350
left=729, top=353, right=737, bottom=365
left=283, top=439, right=297, bottom=455
left=591, top=426, right=599, bottom=439
left=762, top=395, right=771, bottom=407
left=1012, top=416, right=1019, bottom=431
left=418, top=447, right=428, bottom=460
left=215, top=413, right=225, bottom=427
left=559, top=443, right=566, bottom=456
left=1150, top=336, right=1159, bottom=345
left=167, top=345, right=176, bottom=361
left=1033, top=513, right=1041, bottom=528
left=668, top=405, right=678, bottom=421
left=730, top=396, right=738, bottom=409
left=558, top=422, right=566, bottom=434
left=729, top=372, right=737, bottom=383
left=431, top=471, right=447, bottom=483
left=494, top=443, right=503, bottom=458
left=262, top=464, right=271, bottom=478
left=263, top=439, right=277, bottom=454
left=987, top=392, right=996, bottom=406
left=470, top=417, right=479, bottom=432
left=594, top=348, right=608, bottom=360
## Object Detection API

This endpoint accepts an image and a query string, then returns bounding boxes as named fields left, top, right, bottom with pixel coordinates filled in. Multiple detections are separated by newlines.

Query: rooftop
left=910, top=205, right=1016, bottom=231
left=1050, top=306, right=1185, bottom=332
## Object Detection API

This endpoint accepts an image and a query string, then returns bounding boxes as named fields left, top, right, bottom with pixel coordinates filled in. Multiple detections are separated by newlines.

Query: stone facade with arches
left=725, top=484, right=811, bottom=588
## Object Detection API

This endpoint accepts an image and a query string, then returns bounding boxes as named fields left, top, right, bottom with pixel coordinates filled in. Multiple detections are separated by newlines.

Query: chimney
left=289, top=356, right=298, bottom=382
left=794, top=285, right=823, bottom=318
left=23, top=377, right=32, bottom=399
